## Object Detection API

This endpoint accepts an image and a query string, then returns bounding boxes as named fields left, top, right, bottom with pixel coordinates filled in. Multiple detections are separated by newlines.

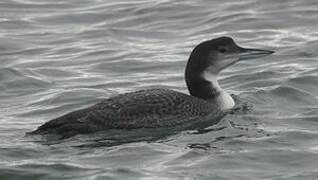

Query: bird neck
left=185, top=66, right=235, bottom=110
left=185, top=48, right=219, bottom=100
left=185, top=68, right=221, bottom=100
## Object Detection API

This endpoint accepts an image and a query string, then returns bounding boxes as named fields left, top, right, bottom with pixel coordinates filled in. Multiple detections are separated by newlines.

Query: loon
left=28, top=37, right=274, bottom=138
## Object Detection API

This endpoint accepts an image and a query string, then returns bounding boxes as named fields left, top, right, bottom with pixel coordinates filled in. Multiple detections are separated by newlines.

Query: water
left=1, top=0, right=318, bottom=179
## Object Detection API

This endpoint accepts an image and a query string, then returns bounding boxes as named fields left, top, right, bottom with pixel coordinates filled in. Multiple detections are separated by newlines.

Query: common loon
left=28, top=37, right=274, bottom=138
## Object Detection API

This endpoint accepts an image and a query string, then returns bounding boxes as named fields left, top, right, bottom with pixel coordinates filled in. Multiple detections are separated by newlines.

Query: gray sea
left=1, top=0, right=318, bottom=179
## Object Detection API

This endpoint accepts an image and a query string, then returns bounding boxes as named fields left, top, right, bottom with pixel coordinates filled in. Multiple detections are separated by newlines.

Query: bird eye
left=218, top=47, right=227, bottom=53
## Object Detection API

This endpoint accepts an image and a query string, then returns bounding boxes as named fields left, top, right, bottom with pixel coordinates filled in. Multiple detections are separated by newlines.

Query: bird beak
left=238, top=47, right=274, bottom=60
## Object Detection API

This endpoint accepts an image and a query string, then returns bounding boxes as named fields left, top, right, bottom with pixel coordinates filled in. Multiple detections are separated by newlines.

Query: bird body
left=30, top=89, right=217, bottom=137
left=28, top=37, right=274, bottom=138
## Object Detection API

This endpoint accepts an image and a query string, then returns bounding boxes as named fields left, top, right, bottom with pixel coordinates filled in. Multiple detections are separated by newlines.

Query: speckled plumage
left=30, top=88, right=216, bottom=137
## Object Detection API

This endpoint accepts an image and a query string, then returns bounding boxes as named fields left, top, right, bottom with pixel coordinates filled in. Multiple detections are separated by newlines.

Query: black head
left=186, top=36, right=274, bottom=75
left=185, top=36, right=274, bottom=99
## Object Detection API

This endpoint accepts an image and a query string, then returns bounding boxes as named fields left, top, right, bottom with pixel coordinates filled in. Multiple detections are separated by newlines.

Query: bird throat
left=202, top=72, right=235, bottom=110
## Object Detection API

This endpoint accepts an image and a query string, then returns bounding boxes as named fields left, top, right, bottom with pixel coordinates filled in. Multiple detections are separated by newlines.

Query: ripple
left=0, top=68, right=52, bottom=97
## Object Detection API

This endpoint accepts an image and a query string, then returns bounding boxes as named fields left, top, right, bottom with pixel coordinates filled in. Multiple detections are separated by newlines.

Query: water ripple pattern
left=1, top=0, right=318, bottom=179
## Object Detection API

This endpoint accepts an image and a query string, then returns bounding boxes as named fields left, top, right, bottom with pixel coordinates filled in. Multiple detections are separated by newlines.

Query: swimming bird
left=28, top=37, right=274, bottom=138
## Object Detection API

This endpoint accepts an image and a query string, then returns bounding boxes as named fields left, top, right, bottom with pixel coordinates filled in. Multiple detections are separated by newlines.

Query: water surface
left=1, top=0, right=318, bottom=179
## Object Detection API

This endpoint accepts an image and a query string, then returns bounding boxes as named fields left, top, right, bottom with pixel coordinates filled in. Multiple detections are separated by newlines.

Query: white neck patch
left=202, top=71, right=235, bottom=110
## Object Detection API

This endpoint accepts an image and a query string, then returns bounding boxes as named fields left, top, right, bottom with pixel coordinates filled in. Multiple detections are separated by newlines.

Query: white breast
left=216, top=91, right=235, bottom=110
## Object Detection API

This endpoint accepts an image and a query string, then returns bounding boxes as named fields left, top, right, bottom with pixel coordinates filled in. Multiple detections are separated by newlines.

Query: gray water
left=1, top=0, right=318, bottom=179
